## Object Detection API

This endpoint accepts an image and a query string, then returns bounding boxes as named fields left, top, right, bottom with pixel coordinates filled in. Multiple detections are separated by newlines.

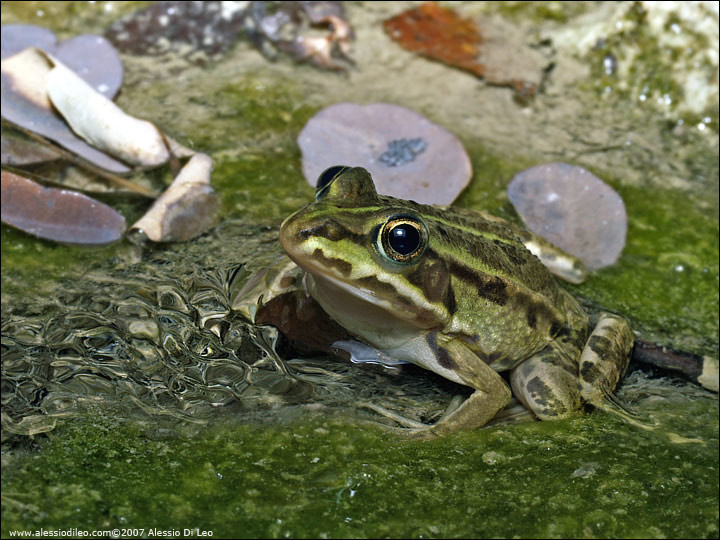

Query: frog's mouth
left=283, top=249, right=392, bottom=317
left=279, top=212, right=378, bottom=304
left=285, top=249, right=442, bottom=331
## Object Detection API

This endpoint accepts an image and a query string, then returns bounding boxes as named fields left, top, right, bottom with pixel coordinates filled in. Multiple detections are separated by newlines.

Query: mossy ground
left=2, top=2, right=718, bottom=539
left=2, top=391, right=717, bottom=539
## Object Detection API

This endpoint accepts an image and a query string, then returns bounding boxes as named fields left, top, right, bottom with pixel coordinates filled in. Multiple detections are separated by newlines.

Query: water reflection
left=2, top=220, right=454, bottom=438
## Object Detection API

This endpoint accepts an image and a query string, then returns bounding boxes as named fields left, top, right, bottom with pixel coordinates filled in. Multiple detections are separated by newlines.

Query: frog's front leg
left=406, top=333, right=511, bottom=438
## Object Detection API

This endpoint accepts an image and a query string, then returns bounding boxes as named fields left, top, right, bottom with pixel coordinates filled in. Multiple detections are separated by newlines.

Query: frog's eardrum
left=507, top=162, right=627, bottom=270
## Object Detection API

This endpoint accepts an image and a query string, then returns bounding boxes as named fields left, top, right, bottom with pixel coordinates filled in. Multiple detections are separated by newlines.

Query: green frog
left=236, top=166, right=635, bottom=437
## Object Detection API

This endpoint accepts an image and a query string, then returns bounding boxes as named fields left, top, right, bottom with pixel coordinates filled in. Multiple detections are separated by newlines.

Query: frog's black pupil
left=389, top=223, right=420, bottom=255
left=316, top=165, right=349, bottom=190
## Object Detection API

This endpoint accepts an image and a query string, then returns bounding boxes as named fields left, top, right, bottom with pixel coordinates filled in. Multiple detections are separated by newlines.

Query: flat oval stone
left=298, top=102, right=472, bottom=205
left=507, top=162, right=627, bottom=269
left=1, top=171, right=126, bottom=245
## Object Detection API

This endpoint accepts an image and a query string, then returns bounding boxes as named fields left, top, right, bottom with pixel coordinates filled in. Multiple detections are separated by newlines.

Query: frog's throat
left=301, top=268, right=436, bottom=331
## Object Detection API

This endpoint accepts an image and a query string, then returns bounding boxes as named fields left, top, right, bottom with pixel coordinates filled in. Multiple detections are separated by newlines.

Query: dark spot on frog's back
left=510, top=290, right=562, bottom=334
left=477, top=275, right=508, bottom=305
left=443, top=257, right=509, bottom=306
left=550, top=321, right=563, bottom=337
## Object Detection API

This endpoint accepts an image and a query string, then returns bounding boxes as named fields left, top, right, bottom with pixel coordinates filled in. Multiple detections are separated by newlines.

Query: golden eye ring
left=377, top=215, right=428, bottom=264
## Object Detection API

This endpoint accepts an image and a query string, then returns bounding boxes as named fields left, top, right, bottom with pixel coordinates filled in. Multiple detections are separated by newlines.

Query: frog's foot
left=356, top=400, right=434, bottom=430
left=358, top=387, right=511, bottom=440
left=358, top=335, right=512, bottom=438
left=408, top=337, right=512, bottom=437
left=486, top=399, right=536, bottom=426
left=579, top=313, right=657, bottom=430
left=358, top=395, right=529, bottom=439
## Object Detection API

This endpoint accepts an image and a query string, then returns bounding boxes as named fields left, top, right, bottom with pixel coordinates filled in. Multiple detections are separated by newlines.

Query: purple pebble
left=507, top=162, right=627, bottom=270
left=298, top=103, right=472, bottom=205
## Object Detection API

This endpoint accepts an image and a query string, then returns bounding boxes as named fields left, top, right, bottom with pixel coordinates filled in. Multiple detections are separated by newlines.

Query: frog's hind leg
left=578, top=313, right=645, bottom=425
left=509, top=344, right=584, bottom=421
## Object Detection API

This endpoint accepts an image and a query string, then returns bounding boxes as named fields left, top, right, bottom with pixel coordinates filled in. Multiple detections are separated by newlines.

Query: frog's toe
left=354, top=403, right=442, bottom=439
left=356, top=401, right=430, bottom=430
left=591, top=383, right=659, bottom=431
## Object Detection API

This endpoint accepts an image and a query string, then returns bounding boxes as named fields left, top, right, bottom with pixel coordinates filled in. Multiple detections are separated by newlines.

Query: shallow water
left=2, top=2, right=718, bottom=538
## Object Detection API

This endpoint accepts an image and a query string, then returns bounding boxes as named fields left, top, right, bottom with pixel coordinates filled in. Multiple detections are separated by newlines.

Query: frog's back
left=406, top=201, right=575, bottom=368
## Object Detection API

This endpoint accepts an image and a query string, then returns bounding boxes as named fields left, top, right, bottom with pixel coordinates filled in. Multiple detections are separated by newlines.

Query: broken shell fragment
left=1, top=170, right=126, bottom=245
left=1, top=27, right=128, bottom=172
left=298, top=103, right=471, bottom=205
left=46, top=53, right=170, bottom=167
left=507, top=162, right=627, bottom=270
left=130, top=153, right=219, bottom=242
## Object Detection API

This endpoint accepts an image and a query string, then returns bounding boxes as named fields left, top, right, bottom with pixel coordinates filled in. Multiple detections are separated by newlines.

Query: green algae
left=0, top=225, right=129, bottom=299
left=2, top=387, right=717, bottom=539
left=575, top=183, right=719, bottom=355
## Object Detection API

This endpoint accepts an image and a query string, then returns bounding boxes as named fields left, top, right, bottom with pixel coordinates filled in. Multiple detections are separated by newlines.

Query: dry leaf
left=383, top=2, right=546, bottom=99
left=507, top=163, right=627, bottom=269
left=1, top=132, right=60, bottom=165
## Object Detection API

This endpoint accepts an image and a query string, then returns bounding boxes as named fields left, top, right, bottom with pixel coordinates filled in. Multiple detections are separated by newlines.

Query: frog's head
left=279, top=166, right=451, bottom=327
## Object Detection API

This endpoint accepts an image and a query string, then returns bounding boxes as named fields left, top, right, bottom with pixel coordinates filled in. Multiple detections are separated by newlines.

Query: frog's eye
left=315, top=165, right=350, bottom=200
left=376, top=215, right=428, bottom=264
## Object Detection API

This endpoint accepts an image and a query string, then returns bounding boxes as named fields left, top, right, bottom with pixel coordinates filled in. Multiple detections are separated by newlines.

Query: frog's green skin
left=245, top=166, right=635, bottom=437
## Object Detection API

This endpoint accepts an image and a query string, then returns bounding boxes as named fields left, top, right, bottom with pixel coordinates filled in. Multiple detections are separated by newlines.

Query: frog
left=235, top=165, right=635, bottom=437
